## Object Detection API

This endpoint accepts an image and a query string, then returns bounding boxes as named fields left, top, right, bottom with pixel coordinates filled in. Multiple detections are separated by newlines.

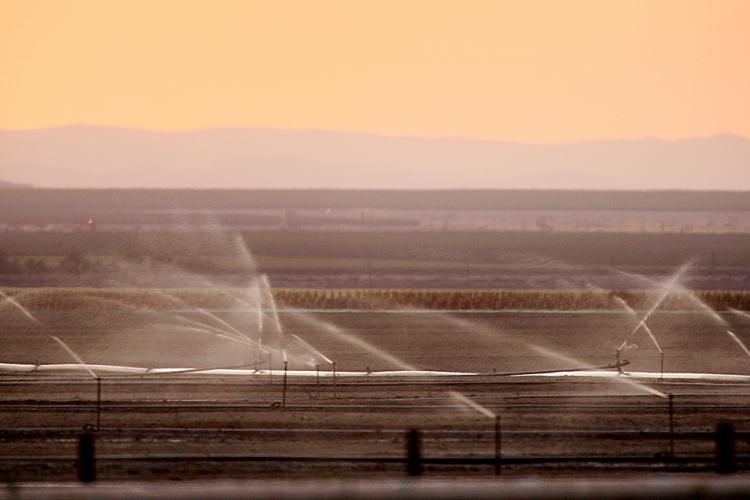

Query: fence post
left=406, top=429, right=423, bottom=477
left=316, top=364, right=320, bottom=400
left=332, top=361, right=337, bottom=400
left=668, top=394, right=675, bottom=457
left=716, top=422, right=736, bottom=473
left=77, top=424, right=96, bottom=482
left=494, top=415, right=502, bottom=476
left=282, top=360, right=288, bottom=407
left=96, top=378, right=102, bottom=431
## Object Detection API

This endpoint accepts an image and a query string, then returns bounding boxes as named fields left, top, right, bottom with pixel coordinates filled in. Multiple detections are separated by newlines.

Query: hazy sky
left=1, top=0, right=748, bottom=142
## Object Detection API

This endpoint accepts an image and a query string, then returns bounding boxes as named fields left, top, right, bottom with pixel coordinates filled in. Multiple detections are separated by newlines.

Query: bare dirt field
left=2, top=310, right=750, bottom=481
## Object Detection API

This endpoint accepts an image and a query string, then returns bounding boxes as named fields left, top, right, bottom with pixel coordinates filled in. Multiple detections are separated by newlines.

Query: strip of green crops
left=2, top=288, right=749, bottom=312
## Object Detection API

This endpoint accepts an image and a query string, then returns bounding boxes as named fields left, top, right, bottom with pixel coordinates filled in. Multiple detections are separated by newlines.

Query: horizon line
left=1, top=123, right=747, bottom=146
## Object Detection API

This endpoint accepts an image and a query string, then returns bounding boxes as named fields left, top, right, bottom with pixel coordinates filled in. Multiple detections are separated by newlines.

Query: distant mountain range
left=0, top=179, right=32, bottom=189
left=0, top=126, right=748, bottom=189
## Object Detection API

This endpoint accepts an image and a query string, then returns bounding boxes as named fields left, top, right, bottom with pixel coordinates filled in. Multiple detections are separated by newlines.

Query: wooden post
left=96, top=378, right=101, bottom=431
left=332, top=361, right=337, bottom=400
left=660, top=352, right=665, bottom=381
left=494, top=415, right=502, bottom=476
left=282, top=361, right=288, bottom=407
left=406, top=429, right=423, bottom=477
left=668, top=394, right=675, bottom=457
left=316, top=364, right=320, bottom=400
left=716, top=422, right=736, bottom=473
left=77, top=425, right=96, bottom=482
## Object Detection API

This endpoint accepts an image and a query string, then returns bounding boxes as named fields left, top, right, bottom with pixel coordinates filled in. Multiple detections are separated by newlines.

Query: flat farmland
left=2, top=307, right=750, bottom=481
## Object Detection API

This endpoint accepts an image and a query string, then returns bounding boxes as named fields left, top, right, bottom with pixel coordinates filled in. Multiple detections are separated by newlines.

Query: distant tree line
left=0, top=248, right=101, bottom=275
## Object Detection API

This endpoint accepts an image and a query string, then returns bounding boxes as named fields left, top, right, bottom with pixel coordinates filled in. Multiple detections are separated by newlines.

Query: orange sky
left=1, top=0, right=748, bottom=142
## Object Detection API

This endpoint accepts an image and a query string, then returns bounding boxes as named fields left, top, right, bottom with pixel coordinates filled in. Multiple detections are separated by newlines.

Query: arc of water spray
left=174, top=315, right=245, bottom=341
left=729, top=308, right=750, bottom=322
left=173, top=323, right=255, bottom=348
left=0, top=290, right=41, bottom=323
left=196, top=307, right=249, bottom=340
left=639, top=321, right=663, bottom=354
left=529, top=344, right=667, bottom=399
left=726, top=331, right=750, bottom=360
left=153, top=290, right=256, bottom=344
left=617, top=295, right=663, bottom=354
left=625, top=262, right=693, bottom=336
left=288, top=310, right=496, bottom=418
left=257, top=303, right=263, bottom=332
left=651, top=282, right=729, bottom=327
left=290, top=333, right=334, bottom=365
left=448, top=391, right=495, bottom=419
left=620, top=262, right=728, bottom=328
left=260, top=275, right=284, bottom=335
left=51, top=336, right=97, bottom=379
left=200, top=283, right=265, bottom=335
left=173, top=323, right=280, bottom=356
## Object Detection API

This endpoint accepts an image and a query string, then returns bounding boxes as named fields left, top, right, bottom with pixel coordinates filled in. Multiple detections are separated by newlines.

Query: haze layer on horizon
left=2, top=126, right=749, bottom=190
left=2, top=0, right=749, bottom=143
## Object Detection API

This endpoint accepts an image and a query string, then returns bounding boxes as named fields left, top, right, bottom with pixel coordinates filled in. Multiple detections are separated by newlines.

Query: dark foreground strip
left=9, top=477, right=750, bottom=500
left=1, top=454, right=750, bottom=465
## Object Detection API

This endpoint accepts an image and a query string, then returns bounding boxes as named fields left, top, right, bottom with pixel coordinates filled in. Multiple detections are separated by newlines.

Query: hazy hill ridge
left=0, top=180, right=32, bottom=189
left=0, top=126, right=748, bottom=189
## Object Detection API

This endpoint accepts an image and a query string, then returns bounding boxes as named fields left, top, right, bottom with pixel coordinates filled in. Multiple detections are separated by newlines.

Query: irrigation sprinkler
left=332, top=361, right=337, bottom=400
left=51, top=336, right=102, bottom=427
left=668, top=394, right=675, bottom=457
left=96, top=378, right=101, bottom=431
left=316, top=364, right=320, bottom=400
left=282, top=360, right=288, bottom=408
left=660, top=352, right=665, bottom=381
left=494, top=414, right=502, bottom=476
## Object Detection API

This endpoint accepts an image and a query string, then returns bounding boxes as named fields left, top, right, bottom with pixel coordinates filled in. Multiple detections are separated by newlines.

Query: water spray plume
left=640, top=321, right=663, bottom=354
left=290, top=333, right=334, bottom=365
left=270, top=310, right=499, bottom=418
left=530, top=344, right=667, bottom=399
left=153, top=290, right=253, bottom=342
left=627, top=265, right=685, bottom=338
left=448, top=391, right=495, bottom=419
left=327, top=324, right=416, bottom=371
left=0, top=290, right=41, bottom=323
left=174, top=315, right=247, bottom=343
left=257, top=303, right=264, bottom=332
left=196, top=307, right=250, bottom=340
left=51, top=336, right=97, bottom=379
left=727, top=331, right=750, bottom=360
left=729, top=308, right=750, bottom=324
left=260, top=275, right=284, bottom=335
left=613, top=296, right=636, bottom=316
left=172, top=323, right=257, bottom=349
left=671, top=285, right=728, bottom=327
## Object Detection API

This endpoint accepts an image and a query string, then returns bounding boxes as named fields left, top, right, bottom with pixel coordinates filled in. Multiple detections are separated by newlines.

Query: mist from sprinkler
left=290, top=333, right=334, bottom=365
left=726, top=330, right=750, bottom=360
left=51, top=336, right=97, bottom=379
left=287, top=310, right=495, bottom=418
left=0, top=290, right=42, bottom=324
left=529, top=344, right=668, bottom=399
